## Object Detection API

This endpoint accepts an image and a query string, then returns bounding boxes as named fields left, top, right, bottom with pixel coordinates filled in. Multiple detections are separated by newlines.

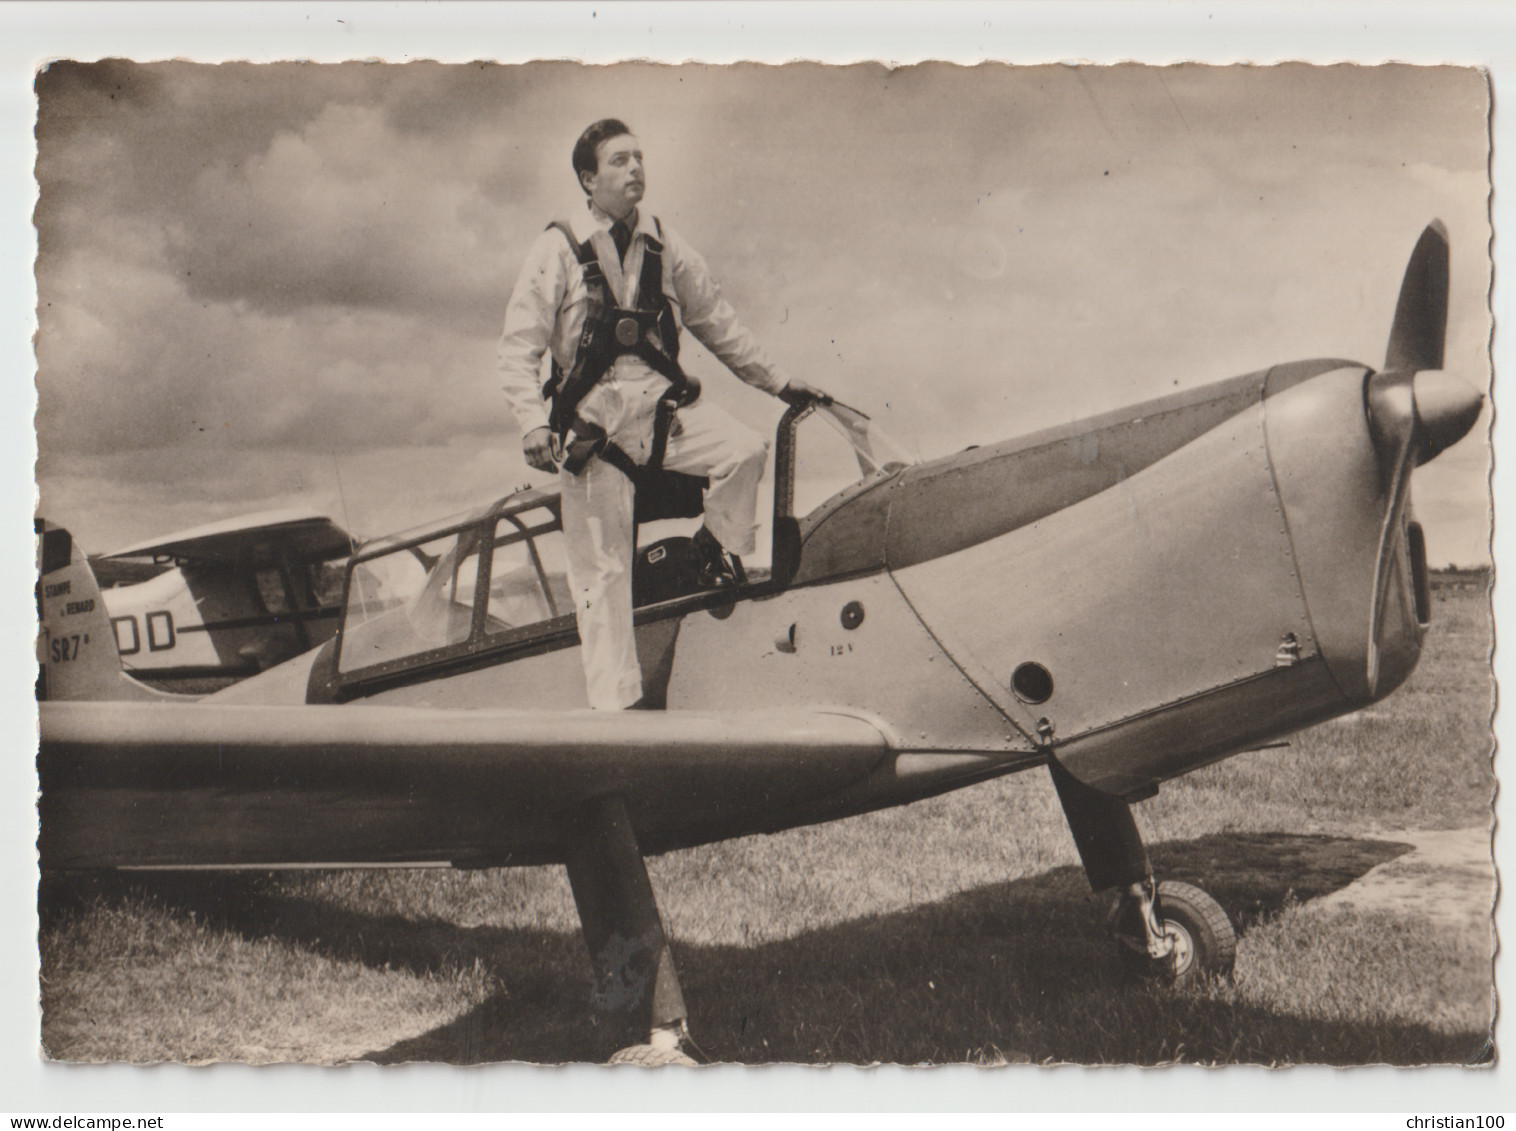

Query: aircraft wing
left=102, top=509, right=354, bottom=565
left=38, top=701, right=899, bottom=870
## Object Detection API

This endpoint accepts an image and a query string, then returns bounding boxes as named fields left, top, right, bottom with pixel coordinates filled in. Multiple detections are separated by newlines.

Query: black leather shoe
left=692, top=525, right=737, bottom=589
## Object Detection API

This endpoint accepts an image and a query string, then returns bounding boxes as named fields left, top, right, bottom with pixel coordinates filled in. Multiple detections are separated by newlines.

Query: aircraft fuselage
left=39, top=349, right=1451, bottom=870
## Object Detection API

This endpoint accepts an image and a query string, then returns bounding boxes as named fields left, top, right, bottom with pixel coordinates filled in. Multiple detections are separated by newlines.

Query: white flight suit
left=498, top=202, right=790, bottom=709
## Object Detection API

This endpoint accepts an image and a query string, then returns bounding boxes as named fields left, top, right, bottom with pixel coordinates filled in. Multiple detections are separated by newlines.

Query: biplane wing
left=102, top=508, right=354, bottom=566
left=86, top=509, right=356, bottom=684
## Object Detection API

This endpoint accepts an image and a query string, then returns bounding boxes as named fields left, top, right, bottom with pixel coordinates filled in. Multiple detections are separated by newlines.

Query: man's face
left=583, top=134, right=644, bottom=220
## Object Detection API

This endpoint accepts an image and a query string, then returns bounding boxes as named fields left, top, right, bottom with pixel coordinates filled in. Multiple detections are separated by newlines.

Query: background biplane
left=86, top=509, right=355, bottom=688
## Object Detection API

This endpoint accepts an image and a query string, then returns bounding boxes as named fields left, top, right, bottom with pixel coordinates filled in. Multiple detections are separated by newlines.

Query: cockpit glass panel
left=335, top=495, right=573, bottom=678
left=507, top=506, right=558, bottom=535
left=310, top=560, right=347, bottom=608
left=481, top=519, right=571, bottom=635
left=792, top=402, right=918, bottom=517
left=344, top=550, right=428, bottom=627
left=253, top=568, right=288, bottom=614
left=255, top=562, right=327, bottom=613
left=484, top=539, right=551, bottom=629
left=532, top=530, right=571, bottom=607
left=816, top=401, right=916, bottom=479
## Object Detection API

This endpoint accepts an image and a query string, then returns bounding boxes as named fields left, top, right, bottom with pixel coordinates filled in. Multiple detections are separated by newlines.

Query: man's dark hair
left=572, top=118, right=633, bottom=193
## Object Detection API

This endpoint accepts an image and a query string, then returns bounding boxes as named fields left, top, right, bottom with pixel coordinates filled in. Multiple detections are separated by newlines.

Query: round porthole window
left=1011, top=662, right=1054, bottom=704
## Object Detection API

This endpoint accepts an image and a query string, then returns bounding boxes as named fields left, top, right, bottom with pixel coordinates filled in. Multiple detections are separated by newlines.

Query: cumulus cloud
left=36, top=239, right=504, bottom=461
left=162, top=101, right=526, bottom=326
left=35, top=61, right=1492, bottom=563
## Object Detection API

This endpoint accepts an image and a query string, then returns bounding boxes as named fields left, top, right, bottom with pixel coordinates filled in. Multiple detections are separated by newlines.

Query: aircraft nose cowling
left=1412, top=369, right=1483, bottom=464
left=1263, top=365, right=1428, bottom=706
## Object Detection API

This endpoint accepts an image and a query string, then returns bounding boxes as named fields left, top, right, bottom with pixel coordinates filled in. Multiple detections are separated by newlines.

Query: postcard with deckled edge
left=30, top=58, right=1494, bottom=1076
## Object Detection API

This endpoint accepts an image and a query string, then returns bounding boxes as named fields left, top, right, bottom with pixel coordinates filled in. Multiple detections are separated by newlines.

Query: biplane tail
left=36, top=519, right=174, bottom=702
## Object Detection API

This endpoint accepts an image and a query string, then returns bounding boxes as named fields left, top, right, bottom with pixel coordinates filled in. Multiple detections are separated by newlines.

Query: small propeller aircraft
left=36, top=223, right=1483, bottom=1064
left=85, top=509, right=356, bottom=687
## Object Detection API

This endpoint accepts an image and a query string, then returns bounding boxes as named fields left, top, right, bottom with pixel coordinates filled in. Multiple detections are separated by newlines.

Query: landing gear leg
left=560, top=793, right=702, bottom=1065
left=1048, top=759, right=1235, bottom=988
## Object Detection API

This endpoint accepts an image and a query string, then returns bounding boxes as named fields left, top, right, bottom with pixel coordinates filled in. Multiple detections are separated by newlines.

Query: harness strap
left=542, top=219, right=690, bottom=439
left=548, top=221, right=597, bottom=267
left=590, top=414, right=709, bottom=529
left=598, top=438, right=642, bottom=483
left=542, top=222, right=604, bottom=405
left=564, top=382, right=693, bottom=481
left=646, top=397, right=679, bottom=472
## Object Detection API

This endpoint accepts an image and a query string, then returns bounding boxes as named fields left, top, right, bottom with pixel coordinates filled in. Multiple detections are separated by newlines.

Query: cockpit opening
left=332, top=403, right=915, bottom=685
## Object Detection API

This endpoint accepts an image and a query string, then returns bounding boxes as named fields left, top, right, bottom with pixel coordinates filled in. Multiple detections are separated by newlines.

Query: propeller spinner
left=1363, top=221, right=1483, bottom=693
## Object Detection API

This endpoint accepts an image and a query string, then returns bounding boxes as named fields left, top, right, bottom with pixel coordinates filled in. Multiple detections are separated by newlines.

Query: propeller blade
left=1361, top=367, right=1482, bottom=695
left=1363, top=372, right=1417, bottom=695
left=1384, top=220, right=1449, bottom=373
left=1361, top=222, right=1479, bottom=695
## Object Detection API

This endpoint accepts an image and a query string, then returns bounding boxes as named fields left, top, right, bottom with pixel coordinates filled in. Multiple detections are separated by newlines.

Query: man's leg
left=558, top=457, right=643, bottom=710
left=660, top=400, right=770, bottom=558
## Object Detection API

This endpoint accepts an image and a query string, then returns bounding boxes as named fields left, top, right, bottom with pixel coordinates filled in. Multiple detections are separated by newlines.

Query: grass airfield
left=38, top=575, right=1495, bottom=1066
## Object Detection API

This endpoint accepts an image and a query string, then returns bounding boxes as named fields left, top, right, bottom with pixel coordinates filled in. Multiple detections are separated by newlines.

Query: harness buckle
left=614, top=317, right=640, bottom=347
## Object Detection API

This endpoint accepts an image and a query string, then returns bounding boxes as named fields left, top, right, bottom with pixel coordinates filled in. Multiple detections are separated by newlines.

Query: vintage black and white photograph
left=32, top=59, right=1494, bottom=1068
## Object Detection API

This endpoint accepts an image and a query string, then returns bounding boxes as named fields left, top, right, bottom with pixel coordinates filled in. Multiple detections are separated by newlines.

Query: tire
left=607, top=1043, right=697, bottom=1067
left=1120, top=880, right=1236, bottom=990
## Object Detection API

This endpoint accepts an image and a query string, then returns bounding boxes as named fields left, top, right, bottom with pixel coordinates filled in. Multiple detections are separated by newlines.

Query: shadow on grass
left=45, top=830, right=1483, bottom=1066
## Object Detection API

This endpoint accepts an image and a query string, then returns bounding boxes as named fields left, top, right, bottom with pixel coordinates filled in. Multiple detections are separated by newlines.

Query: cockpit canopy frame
left=328, top=403, right=914, bottom=698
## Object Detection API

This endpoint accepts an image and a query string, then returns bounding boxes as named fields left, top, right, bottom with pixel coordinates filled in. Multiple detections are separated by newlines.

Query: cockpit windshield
left=813, top=401, right=917, bottom=479
left=331, top=404, right=916, bottom=683
left=785, top=400, right=918, bottom=520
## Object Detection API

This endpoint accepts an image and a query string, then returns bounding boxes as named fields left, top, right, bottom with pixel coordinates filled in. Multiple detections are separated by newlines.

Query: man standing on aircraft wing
left=499, top=119, right=828, bottom=710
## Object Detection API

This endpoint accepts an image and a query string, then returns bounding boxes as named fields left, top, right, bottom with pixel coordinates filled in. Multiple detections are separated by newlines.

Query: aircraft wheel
left=608, top=1043, right=697, bottom=1067
left=1121, top=880, right=1236, bottom=990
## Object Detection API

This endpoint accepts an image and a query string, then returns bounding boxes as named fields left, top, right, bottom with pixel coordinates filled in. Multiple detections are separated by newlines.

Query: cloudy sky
left=33, top=61, right=1492, bottom=563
